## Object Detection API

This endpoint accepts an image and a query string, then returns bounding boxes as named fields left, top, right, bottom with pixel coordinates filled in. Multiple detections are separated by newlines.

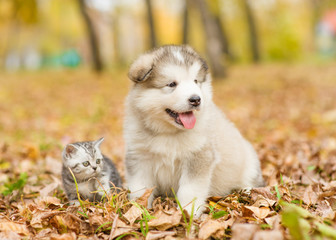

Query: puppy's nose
left=189, top=95, right=201, bottom=106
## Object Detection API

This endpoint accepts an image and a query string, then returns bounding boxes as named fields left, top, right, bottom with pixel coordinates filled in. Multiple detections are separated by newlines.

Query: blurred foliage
left=0, top=0, right=336, bottom=70
left=1, top=172, right=28, bottom=196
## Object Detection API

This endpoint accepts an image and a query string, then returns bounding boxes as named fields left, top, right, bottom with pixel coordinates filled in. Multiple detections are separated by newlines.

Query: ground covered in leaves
left=1, top=63, right=336, bottom=239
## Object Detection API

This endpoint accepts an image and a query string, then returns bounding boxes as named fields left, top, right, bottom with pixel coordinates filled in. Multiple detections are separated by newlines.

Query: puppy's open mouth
left=165, top=109, right=196, bottom=129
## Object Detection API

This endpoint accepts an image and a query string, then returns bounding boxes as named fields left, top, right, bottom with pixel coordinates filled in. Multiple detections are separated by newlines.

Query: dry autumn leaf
left=0, top=221, right=30, bottom=236
left=147, top=208, right=182, bottom=231
left=243, top=206, right=271, bottom=219
left=198, top=218, right=225, bottom=239
left=123, top=205, right=143, bottom=225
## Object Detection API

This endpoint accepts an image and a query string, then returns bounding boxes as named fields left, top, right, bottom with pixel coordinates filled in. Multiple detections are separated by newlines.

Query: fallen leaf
left=45, top=157, right=62, bottom=175
left=148, top=208, right=182, bottom=231
left=34, top=228, right=57, bottom=239
left=314, top=200, right=335, bottom=219
left=39, top=182, right=60, bottom=197
left=50, top=232, right=77, bottom=240
left=109, top=218, right=136, bottom=239
left=250, top=187, right=278, bottom=202
left=231, top=223, right=258, bottom=240
left=243, top=206, right=270, bottom=219
left=30, top=209, right=64, bottom=228
left=136, top=188, right=154, bottom=208
left=302, top=185, right=319, bottom=205
left=36, top=196, right=61, bottom=208
left=123, top=205, right=143, bottom=225
left=0, top=221, right=30, bottom=236
left=145, top=230, right=176, bottom=240
left=198, top=218, right=224, bottom=239
left=253, top=230, right=284, bottom=240
left=0, top=231, right=22, bottom=240
left=252, top=195, right=276, bottom=208
left=265, top=215, right=281, bottom=229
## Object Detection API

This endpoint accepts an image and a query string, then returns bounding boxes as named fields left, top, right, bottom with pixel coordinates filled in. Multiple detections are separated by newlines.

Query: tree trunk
left=182, top=0, right=189, bottom=44
left=195, top=0, right=226, bottom=78
left=209, top=0, right=234, bottom=61
left=242, top=0, right=260, bottom=62
left=310, top=0, right=322, bottom=48
left=145, top=0, right=157, bottom=48
left=78, top=0, right=103, bottom=72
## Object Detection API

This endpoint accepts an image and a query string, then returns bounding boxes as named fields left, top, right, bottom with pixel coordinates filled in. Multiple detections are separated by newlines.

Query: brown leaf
left=148, top=208, right=182, bottom=231
left=34, top=228, right=57, bottom=239
left=22, top=144, right=40, bottom=160
left=124, top=205, right=143, bottom=225
left=30, top=209, right=64, bottom=228
left=231, top=223, right=258, bottom=240
left=39, top=182, right=60, bottom=197
left=253, top=230, right=283, bottom=240
left=89, top=215, right=106, bottom=227
left=198, top=218, right=225, bottom=239
left=50, top=232, right=77, bottom=240
left=243, top=206, right=270, bottom=219
left=45, top=156, right=63, bottom=175
left=51, top=214, right=81, bottom=234
left=250, top=187, right=278, bottom=202
left=265, top=215, right=281, bottom=229
left=314, top=200, right=335, bottom=219
left=0, top=221, right=30, bottom=236
left=0, top=231, right=22, bottom=240
left=326, top=196, right=336, bottom=211
left=303, top=185, right=319, bottom=205
left=109, top=218, right=136, bottom=239
left=36, top=196, right=61, bottom=208
left=252, top=196, right=276, bottom=208
left=145, top=230, right=176, bottom=240
left=136, top=188, right=154, bottom=208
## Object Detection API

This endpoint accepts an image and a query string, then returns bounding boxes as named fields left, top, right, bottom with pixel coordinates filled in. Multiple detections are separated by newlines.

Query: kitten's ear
left=128, top=53, right=155, bottom=83
left=94, top=137, right=104, bottom=148
left=63, top=144, right=77, bottom=159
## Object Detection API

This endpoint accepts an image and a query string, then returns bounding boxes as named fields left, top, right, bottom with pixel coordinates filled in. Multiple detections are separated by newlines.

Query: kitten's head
left=62, top=138, right=105, bottom=180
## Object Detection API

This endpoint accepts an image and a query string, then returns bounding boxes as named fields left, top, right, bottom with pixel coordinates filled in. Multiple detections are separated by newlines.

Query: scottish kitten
left=62, top=137, right=122, bottom=203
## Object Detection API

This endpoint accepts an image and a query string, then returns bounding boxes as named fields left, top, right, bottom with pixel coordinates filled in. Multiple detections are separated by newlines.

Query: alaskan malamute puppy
left=124, top=45, right=263, bottom=216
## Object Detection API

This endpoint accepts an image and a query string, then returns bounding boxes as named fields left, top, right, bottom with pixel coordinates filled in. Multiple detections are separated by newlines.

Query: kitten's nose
left=92, top=166, right=97, bottom=171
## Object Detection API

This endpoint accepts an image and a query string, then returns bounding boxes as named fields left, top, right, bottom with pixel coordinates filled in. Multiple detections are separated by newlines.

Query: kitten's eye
left=167, top=81, right=177, bottom=88
left=194, top=79, right=198, bottom=84
left=83, top=161, right=90, bottom=167
left=96, top=159, right=101, bottom=164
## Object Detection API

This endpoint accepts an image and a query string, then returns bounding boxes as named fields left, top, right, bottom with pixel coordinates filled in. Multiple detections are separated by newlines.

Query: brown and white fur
left=124, top=45, right=264, bottom=217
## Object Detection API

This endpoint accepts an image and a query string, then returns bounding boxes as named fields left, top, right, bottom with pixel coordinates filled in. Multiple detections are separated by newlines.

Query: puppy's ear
left=128, top=53, right=154, bottom=83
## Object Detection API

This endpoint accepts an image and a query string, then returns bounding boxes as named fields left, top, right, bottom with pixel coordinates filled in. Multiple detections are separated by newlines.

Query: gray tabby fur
left=61, top=137, right=122, bottom=203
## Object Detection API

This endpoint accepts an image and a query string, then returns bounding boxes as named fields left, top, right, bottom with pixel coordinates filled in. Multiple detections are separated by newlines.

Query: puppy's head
left=127, top=45, right=212, bottom=133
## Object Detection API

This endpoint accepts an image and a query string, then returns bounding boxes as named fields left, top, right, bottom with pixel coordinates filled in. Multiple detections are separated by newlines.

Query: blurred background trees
left=0, top=0, right=336, bottom=76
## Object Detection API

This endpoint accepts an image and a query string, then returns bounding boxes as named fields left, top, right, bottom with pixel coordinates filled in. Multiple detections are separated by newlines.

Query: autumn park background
left=1, top=0, right=336, bottom=239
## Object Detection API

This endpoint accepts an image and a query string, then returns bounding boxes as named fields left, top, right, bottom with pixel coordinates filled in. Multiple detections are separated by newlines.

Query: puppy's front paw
left=129, top=189, right=154, bottom=209
left=184, top=204, right=205, bottom=218
left=69, top=200, right=80, bottom=206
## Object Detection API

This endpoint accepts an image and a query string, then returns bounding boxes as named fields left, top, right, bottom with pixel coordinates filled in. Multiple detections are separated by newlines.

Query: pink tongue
left=179, top=112, right=196, bottom=129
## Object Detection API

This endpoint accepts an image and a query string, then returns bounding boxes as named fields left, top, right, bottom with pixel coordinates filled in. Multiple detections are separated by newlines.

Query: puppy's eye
left=194, top=79, right=198, bottom=84
left=167, top=81, right=177, bottom=88
left=96, top=159, right=101, bottom=164
left=83, top=161, right=90, bottom=167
